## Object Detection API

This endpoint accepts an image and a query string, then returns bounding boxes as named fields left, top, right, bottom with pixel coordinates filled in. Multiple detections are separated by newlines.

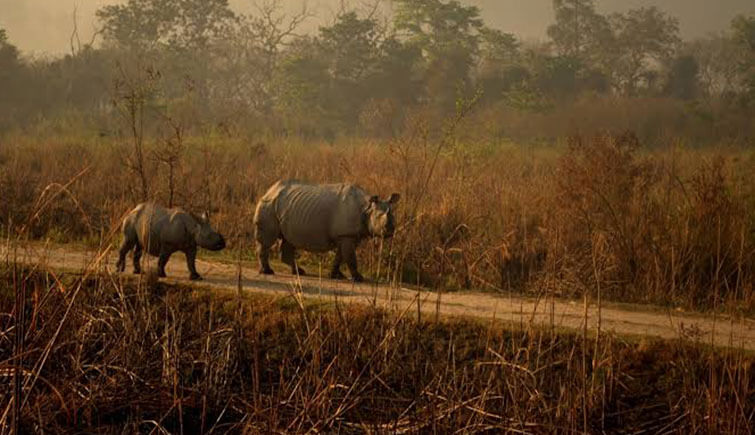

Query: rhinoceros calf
left=254, top=180, right=400, bottom=282
left=116, top=203, right=226, bottom=280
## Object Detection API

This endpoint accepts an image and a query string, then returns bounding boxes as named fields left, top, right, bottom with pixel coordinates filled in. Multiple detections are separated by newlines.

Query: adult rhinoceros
left=253, top=180, right=400, bottom=282
left=116, top=203, right=226, bottom=280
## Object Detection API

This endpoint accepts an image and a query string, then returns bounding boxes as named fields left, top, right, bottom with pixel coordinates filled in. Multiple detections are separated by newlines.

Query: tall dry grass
left=0, top=263, right=752, bottom=433
left=0, top=128, right=753, bottom=311
left=0, top=122, right=753, bottom=432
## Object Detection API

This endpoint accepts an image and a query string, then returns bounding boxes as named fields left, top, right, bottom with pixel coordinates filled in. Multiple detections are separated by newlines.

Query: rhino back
left=274, top=181, right=366, bottom=251
left=130, top=203, right=192, bottom=255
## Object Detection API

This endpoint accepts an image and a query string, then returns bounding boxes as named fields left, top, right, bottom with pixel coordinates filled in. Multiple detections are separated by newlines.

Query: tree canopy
left=0, top=2, right=753, bottom=139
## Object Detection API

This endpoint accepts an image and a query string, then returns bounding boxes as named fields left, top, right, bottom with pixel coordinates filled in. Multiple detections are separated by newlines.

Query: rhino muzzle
left=209, top=235, right=226, bottom=251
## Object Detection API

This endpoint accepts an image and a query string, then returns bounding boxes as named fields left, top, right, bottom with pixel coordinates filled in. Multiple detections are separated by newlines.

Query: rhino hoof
left=351, top=274, right=365, bottom=283
left=190, top=273, right=203, bottom=281
left=330, top=271, right=346, bottom=280
left=259, top=268, right=275, bottom=275
left=293, top=268, right=307, bottom=276
left=158, top=270, right=167, bottom=278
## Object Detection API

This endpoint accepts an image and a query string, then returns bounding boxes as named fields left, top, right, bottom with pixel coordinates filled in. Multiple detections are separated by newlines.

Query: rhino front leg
left=339, top=238, right=364, bottom=283
left=157, top=250, right=172, bottom=278
left=281, top=239, right=306, bottom=276
left=132, top=243, right=143, bottom=274
left=330, top=245, right=346, bottom=280
left=185, top=248, right=202, bottom=281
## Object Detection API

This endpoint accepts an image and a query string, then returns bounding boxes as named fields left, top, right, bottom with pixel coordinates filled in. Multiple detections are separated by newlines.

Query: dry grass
left=0, top=125, right=754, bottom=432
left=0, top=128, right=753, bottom=312
left=0, top=263, right=752, bottom=433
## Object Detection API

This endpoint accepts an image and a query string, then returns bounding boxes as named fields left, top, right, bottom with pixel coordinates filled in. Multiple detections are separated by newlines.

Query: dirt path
left=4, top=242, right=754, bottom=350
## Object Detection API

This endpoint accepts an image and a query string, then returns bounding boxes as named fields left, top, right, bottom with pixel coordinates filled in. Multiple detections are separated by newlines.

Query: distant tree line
left=1, top=0, right=754, bottom=141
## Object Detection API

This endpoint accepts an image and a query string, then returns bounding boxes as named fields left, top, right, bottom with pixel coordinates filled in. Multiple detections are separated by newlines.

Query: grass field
left=1, top=129, right=754, bottom=432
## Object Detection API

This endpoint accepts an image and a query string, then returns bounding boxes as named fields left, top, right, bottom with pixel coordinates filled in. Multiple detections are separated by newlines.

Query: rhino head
left=365, top=193, right=400, bottom=238
left=193, top=211, right=226, bottom=251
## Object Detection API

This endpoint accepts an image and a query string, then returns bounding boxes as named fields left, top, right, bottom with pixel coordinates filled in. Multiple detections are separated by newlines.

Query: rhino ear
left=388, top=193, right=400, bottom=205
left=369, top=195, right=379, bottom=204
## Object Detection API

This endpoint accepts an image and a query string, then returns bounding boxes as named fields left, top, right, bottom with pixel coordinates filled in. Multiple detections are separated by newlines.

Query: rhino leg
left=339, top=238, right=364, bottom=283
left=254, top=213, right=278, bottom=275
left=132, top=243, right=143, bottom=274
left=281, top=239, right=306, bottom=276
left=256, top=241, right=274, bottom=275
left=117, top=220, right=137, bottom=273
left=185, top=247, right=202, bottom=281
left=329, top=245, right=346, bottom=280
left=157, top=250, right=172, bottom=278
left=116, top=237, right=135, bottom=273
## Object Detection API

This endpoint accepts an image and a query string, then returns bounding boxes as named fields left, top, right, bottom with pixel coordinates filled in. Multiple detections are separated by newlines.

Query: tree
left=732, top=15, right=755, bottom=51
left=547, top=0, right=611, bottom=63
left=320, top=12, right=383, bottom=83
left=731, top=15, right=755, bottom=102
left=609, top=7, right=680, bottom=95
left=0, top=28, right=22, bottom=129
left=97, top=0, right=179, bottom=50
left=665, top=55, right=699, bottom=100
left=317, top=12, right=385, bottom=130
left=394, top=0, right=484, bottom=111
left=97, top=0, right=238, bottom=122
left=372, top=34, right=423, bottom=104
left=531, top=53, right=582, bottom=99
left=97, top=0, right=235, bottom=51
left=544, top=1, right=614, bottom=99
left=476, top=28, right=526, bottom=102
left=274, top=37, right=331, bottom=136
left=0, top=28, right=20, bottom=84
left=170, top=0, right=236, bottom=50
left=231, top=1, right=312, bottom=115
left=686, top=35, right=743, bottom=97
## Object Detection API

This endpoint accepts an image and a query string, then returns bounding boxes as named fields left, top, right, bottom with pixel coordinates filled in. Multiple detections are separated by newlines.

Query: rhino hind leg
left=254, top=211, right=278, bottom=275
left=281, top=239, right=306, bottom=276
left=157, top=250, right=172, bottom=278
left=329, top=245, right=346, bottom=280
left=117, top=220, right=138, bottom=273
left=116, top=237, right=136, bottom=273
left=132, top=243, right=143, bottom=275
left=339, top=238, right=364, bottom=283
left=256, top=241, right=275, bottom=275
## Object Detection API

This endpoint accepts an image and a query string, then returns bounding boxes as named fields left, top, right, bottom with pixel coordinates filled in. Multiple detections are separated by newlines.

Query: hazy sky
left=1, top=0, right=753, bottom=56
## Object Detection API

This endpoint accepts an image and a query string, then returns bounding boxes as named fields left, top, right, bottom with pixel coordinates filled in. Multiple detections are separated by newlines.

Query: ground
left=3, top=241, right=754, bottom=351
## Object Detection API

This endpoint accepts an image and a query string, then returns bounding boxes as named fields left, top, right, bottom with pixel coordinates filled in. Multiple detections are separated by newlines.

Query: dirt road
left=4, top=242, right=754, bottom=350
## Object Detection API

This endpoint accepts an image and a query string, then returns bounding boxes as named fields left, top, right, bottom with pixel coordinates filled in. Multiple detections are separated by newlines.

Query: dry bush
left=552, top=133, right=754, bottom=308
left=1, top=267, right=752, bottom=433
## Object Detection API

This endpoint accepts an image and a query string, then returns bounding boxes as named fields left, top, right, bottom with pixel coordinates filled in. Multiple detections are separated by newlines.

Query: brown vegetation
left=0, top=129, right=753, bottom=312
left=0, top=266, right=752, bottom=433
